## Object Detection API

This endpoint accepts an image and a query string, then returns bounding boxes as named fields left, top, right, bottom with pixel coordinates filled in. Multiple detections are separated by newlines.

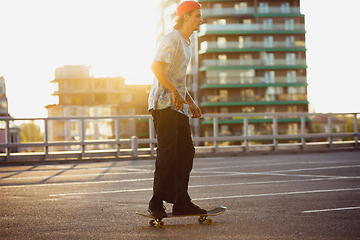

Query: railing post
left=44, top=118, right=49, bottom=160
left=213, top=117, right=219, bottom=153
left=301, top=115, right=306, bottom=150
left=149, top=117, right=156, bottom=157
left=243, top=116, right=249, bottom=152
left=115, top=118, right=120, bottom=159
left=328, top=113, right=333, bottom=149
left=354, top=113, right=359, bottom=149
left=5, top=118, right=10, bottom=162
left=79, top=118, right=85, bottom=159
left=273, top=116, right=278, bottom=151
left=131, top=136, right=138, bottom=158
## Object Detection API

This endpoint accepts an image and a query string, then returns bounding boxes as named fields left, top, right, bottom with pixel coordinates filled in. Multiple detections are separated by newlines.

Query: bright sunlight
left=0, top=0, right=157, bottom=118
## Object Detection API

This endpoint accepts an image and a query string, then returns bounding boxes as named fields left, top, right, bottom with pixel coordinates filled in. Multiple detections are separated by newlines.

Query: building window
left=217, top=37, right=226, bottom=48
left=85, top=107, right=94, bottom=117
left=213, top=19, right=226, bottom=25
left=235, top=2, right=248, bottom=14
left=212, top=3, right=222, bottom=15
left=218, top=54, right=227, bottom=66
left=285, top=19, right=295, bottom=30
left=264, top=71, right=275, bottom=83
left=281, top=2, right=290, bottom=13
left=286, top=36, right=295, bottom=47
left=70, top=107, right=78, bottom=116
left=263, top=53, right=274, bottom=66
left=264, top=36, right=274, bottom=48
left=85, top=121, right=95, bottom=136
left=98, top=106, right=111, bottom=116
left=286, top=53, right=296, bottom=65
left=243, top=19, right=252, bottom=24
left=240, top=54, right=253, bottom=65
left=263, top=18, right=273, bottom=30
left=259, top=2, right=269, bottom=13
left=70, top=121, right=79, bottom=136
left=219, top=90, right=228, bottom=102
left=219, top=72, right=227, bottom=84
left=286, top=71, right=296, bottom=83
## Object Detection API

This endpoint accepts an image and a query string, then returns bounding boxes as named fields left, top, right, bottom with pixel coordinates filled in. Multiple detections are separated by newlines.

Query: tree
left=20, top=121, right=43, bottom=143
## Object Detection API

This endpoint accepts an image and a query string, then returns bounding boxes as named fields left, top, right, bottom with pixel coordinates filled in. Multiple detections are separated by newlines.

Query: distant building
left=156, top=0, right=309, bottom=144
left=0, top=76, right=20, bottom=153
left=46, top=65, right=151, bottom=151
left=0, top=76, right=9, bottom=117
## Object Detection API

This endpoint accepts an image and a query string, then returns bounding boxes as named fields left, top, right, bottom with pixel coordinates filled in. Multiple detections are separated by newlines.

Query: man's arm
left=150, top=61, right=186, bottom=111
left=186, top=90, right=202, bottom=118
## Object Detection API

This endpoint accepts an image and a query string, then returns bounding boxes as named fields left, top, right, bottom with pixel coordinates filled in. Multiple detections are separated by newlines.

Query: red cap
left=176, top=1, right=201, bottom=18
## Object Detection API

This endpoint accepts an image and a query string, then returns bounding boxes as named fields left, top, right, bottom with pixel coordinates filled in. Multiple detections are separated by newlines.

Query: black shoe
left=148, top=202, right=167, bottom=220
left=172, top=202, right=207, bottom=215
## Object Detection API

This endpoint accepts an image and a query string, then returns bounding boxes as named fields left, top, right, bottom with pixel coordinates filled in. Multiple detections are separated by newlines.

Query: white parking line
left=192, top=188, right=360, bottom=201
left=47, top=179, right=358, bottom=197
left=0, top=178, right=154, bottom=188
left=0, top=170, right=152, bottom=181
left=49, top=188, right=153, bottom=197
left=302, top=206, right=360, bottom=213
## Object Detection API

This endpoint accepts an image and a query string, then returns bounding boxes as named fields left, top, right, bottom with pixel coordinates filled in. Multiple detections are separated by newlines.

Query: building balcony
left=202, top=7, right=255, bottom=17
left=200, top=93, right=308, bottom=107
left=204, top=93, right=307, bottom=103
left=199, top=41, right=306, bottom=54
left=202, top=7, right=301, bottom=17
left=198, top=23, right=306, bottom=36
left=200, top=76, right=307, bottom=88
left=200, top=59, right=307, bottom=71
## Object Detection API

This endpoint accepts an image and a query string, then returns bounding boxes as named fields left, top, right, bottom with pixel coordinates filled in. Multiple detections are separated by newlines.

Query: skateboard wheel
left=149, top=220, right=156, bottom=226
left=158, top=221, right=165, bottom=228
left=205, top=218, right=213, bottom=225
left=198, top=216, right=206, bottom=223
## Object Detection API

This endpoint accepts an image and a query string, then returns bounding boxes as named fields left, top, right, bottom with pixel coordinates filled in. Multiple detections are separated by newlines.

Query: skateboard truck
left=137, top=206, right=226, bottom=228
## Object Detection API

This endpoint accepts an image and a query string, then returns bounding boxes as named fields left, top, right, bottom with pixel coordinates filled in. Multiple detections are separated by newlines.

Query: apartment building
left=0, top=76, right=20, bottom=153
left=156, top=0, right=309, bottom=144
left=46, top=65, right=151, bottom=151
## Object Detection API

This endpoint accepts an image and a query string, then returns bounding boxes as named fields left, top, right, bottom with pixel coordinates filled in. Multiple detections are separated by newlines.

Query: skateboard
left=136, top=206, right=227, bottom=228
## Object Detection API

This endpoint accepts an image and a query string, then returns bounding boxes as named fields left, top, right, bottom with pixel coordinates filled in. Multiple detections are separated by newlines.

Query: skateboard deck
left=136, top=206, right=226, bottom=227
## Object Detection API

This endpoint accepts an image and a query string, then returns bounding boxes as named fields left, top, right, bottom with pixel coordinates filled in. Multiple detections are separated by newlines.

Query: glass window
left=263, top=18, right=273, bottom=30
left=286, top=53, right=296, bottom=65
left=219, top=72, right=227, bottom=84
left=264, top=36, right=274, bottom=48
left=213, top=19, right=226, bottom=25
left=259, top=2, right=269, bottom=13
left=235, top=2, right=248, bottom=13
left=85, top=121, right=95, bottom=136
left=218, top=54, right=227, bottom=66
left=70, top=107, right=78, bottom=116
left=219, top=90, right=228, bottom=102
left=281, top=2, right=290, bottom=13
left=70, top=121, right=79, bottom=136
left=285, top=19, right=295, bottom=30
left=217, top=37, right=226, bottom=48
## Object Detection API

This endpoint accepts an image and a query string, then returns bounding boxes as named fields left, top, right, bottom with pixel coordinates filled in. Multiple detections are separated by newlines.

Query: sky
left=0, top=0, right=359, bottom=119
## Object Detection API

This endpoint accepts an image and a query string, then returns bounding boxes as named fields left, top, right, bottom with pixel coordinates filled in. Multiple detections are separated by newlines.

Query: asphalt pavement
left=1, top=151, right=360, bottom=239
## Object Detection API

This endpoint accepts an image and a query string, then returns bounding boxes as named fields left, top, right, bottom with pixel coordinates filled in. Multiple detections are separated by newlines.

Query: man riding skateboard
left=147, top=1, right=206, bottom=220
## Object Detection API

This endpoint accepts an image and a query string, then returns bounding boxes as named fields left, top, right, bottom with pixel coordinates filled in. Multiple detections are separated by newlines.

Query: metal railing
left=202, top=76, right=307, bottom=85
left=201, top=59, right=307, bottom=68
left=201, top=7, right=301, bottom=17
left=0, top=112, right=358, bottom=162
left=199, top=23, right=305, bottom=33
left=200, top=41, right=306, bottom=51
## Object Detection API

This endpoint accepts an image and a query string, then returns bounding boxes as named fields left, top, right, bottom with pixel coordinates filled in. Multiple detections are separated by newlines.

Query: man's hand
left=172, top=90, right=186, bottom=112
left=188, top=101, right=202, bottom=118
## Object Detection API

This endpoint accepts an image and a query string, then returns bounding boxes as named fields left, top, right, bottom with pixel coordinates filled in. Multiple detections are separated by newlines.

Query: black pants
left=150, top=107, right=195, bottom=205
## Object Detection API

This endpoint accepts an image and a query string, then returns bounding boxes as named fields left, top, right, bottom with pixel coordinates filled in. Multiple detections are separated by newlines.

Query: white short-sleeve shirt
left=148, top=30, right=192, bottom=116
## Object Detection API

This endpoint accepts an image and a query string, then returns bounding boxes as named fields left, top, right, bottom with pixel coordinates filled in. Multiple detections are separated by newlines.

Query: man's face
left=186, top=9, right=203, bottom=31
